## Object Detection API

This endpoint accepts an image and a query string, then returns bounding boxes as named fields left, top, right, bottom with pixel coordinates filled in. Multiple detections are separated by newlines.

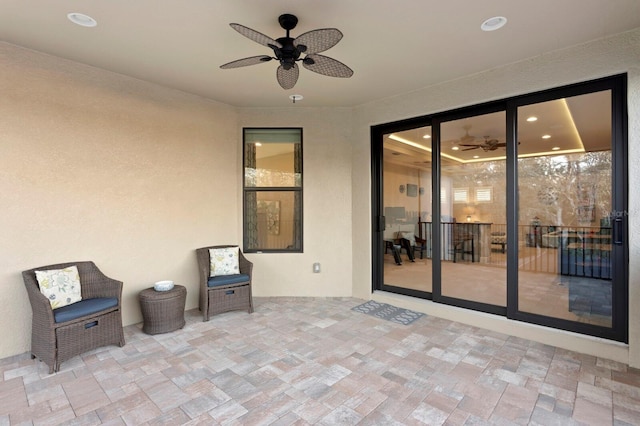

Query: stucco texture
left=0, top=43, right=239, bottom=357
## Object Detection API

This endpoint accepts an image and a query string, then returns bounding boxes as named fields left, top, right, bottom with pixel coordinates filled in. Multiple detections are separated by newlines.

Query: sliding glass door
left=510, top=81, right=627, bottom=340
left=438, top=112, right=507, bottom=309
left=380, top=125, right=433, bottom=296
left=371, top=74, right=627, bottom=342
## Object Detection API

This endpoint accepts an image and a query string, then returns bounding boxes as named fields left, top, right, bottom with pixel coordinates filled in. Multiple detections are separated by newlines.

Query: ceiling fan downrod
left=272, top=14, right=307, bottom=70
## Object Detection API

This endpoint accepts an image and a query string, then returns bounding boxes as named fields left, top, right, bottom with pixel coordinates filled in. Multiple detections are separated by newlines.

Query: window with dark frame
left=243, top=128, right=303, bottom=253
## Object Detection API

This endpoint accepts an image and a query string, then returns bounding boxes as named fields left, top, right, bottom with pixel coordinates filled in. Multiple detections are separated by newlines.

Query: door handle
left=613, top=217, right=623, bottom=245
left=378, top=216, right=386, bottom=232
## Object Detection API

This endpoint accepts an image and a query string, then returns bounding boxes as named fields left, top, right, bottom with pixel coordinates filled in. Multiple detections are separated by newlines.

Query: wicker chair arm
left=238, top=253, right=253, bottom=280
left=82, top=277, right=123, bottom=301
left=198, top=263, right=209, bottom=284
left=77, top=262, right=123, bottom=300
left=196, top=248, right=211, bottom=284
left=26, top=288, right=56, bottom=327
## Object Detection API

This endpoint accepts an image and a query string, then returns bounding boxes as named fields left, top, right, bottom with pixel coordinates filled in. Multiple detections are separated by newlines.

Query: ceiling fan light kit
left=220, top=14, right=354, bottom=89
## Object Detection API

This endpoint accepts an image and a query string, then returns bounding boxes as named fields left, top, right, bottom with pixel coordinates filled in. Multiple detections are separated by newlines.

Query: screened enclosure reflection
left=517, top=91, right=613, bottom=328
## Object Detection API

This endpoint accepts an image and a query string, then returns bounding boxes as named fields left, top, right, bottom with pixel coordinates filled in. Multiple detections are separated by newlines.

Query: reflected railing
left=416, top=221, right=612, bottom=279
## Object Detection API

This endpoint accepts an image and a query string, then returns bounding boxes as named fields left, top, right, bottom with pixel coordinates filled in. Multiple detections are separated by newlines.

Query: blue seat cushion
left=208, top=274, right=250, bottom=287
left=53, top=298, right=118, bottom=323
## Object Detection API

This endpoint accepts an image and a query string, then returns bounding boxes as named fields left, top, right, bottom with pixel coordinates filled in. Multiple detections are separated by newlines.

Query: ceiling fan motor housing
left=274, top=37, right=302, bottom=70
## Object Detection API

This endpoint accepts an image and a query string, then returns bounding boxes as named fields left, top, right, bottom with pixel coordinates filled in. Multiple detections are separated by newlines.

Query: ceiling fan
left=220, top=14, right=354, bottom=90
left=460, top=136, right=507, bottom=151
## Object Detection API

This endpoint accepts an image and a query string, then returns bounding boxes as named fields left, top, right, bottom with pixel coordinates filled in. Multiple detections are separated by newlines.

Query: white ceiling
left=2, top=0, right=640, bottom=108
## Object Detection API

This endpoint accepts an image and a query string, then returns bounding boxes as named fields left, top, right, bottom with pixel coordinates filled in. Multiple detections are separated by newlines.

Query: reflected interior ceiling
left=384, top=90, right=611, bottom=169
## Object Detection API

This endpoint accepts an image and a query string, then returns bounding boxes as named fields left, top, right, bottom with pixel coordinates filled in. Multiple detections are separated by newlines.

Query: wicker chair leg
left=201, top=303, right=209, bottom=322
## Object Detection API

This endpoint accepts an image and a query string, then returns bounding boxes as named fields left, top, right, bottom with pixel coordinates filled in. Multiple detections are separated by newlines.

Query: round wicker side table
left=139, top=285, right=186, bottom=335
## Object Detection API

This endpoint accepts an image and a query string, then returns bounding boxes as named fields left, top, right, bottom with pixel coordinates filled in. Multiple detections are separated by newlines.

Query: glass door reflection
left=382, top=126, right=433, bottom=293
left=439, top=112, right=507, bottom=307
left=516, top=91, right=614, bottom=328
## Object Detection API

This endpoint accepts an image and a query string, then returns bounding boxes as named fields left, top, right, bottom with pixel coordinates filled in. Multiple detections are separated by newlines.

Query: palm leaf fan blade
left=220, top=56, right=272, bottom=69
left=302, top=54, right=353, bottom=78
left=294, top=28, right=343, bottom=53
left=229, top=23, right=282, bottom=48
left=277, top=64, right=299, bottom=89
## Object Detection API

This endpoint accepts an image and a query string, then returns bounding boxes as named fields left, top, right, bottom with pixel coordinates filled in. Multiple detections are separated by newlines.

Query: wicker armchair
left=22, top=261, right=125, bottom=373
left=196, top=245, right=254, bottom=321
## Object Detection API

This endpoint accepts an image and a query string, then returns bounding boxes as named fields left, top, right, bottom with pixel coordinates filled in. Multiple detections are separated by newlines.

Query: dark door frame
left=371, top=74, right=628, bottom=342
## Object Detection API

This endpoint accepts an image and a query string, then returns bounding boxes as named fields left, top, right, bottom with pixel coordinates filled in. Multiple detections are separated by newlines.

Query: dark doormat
left=351, top=300, right=425, bottom=325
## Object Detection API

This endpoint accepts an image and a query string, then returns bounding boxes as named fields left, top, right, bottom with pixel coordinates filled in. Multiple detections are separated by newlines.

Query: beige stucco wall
left=352, top=28, right=640, bottom=367
left=0, top=42, right=354, bottom=359
left=0, top=42, right=240, bottom=358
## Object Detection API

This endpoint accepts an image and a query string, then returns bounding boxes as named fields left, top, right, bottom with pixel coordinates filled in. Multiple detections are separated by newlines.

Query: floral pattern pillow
left=35, top=266, right=82, bottom=309
left=209, top=247, right=240, bottom=277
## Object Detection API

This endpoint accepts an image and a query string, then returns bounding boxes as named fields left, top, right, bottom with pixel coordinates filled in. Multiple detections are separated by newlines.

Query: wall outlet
left=313, top=262, right=321, bottom=273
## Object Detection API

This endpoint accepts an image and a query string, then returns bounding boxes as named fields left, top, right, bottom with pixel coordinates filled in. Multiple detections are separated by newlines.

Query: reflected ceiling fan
left=460, top=136, right=507, bottom=152
left=220, top=14, right=354, bottom=89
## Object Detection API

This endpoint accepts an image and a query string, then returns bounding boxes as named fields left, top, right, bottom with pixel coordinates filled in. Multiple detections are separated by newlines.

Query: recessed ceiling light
left=481, top=16, right=507, bottom=32
left=542, top=134, right=551, bottom=139
left=473, top=155, right=480, bottom=159
left=255, top=142, right=262, bottom=147
left=67, top=12, right=97, bottom=27
left=289, top=94, right=303, bottom=103
left=527, top=116, right=538, bottom=122
left=423, top=134, right=431, bottom=139
left=552, top=146, right=560, bottom=151
left=452, top=146, right=460, bottom=151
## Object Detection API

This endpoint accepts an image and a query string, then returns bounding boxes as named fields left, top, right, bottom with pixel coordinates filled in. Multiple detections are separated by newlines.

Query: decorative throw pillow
left=209, top=247, right=240, bottom=277
left=35, top=266, right=82, bottom=309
